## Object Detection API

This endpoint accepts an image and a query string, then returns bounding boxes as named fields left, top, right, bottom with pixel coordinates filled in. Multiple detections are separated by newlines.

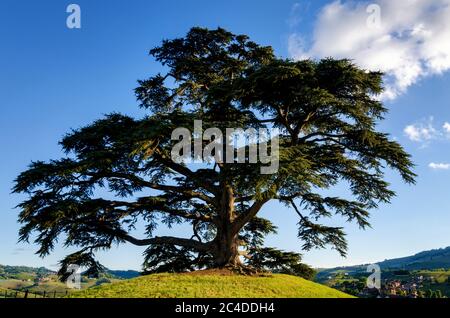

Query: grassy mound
left=69, top=271, right=353, bottom=298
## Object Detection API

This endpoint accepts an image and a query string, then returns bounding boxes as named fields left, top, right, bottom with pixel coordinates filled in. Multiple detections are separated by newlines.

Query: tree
left=14, top=27, right=415, bottom=277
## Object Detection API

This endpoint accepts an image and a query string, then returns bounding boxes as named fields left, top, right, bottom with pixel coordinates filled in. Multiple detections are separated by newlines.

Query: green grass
left=0, top=279, right=33, bottom=290
left=69, top=273, right=353, bottom=298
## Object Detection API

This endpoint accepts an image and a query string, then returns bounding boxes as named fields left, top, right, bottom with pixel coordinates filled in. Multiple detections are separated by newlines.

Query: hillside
left=377, top=246, right=450, bottom=270
left=0, top=264, right=140, bottom=297
left=0, top=265, right=54, bottom=281
left=69, top=271, right=353, bottom=298
left=317, top=246, right=450, bottom=280
left=0, top=264, right=139, bottom=280
left=314, top=247, right=450, bottom=297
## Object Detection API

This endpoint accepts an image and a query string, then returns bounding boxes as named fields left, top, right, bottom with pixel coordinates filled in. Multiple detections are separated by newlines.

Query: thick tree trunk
left=213, top=227, right=241, bottom=267
left=212, top=184, right=241, bottom=268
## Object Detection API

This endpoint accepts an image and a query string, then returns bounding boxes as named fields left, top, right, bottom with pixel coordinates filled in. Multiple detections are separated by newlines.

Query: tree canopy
left=14, top=27, right=415, bottom=278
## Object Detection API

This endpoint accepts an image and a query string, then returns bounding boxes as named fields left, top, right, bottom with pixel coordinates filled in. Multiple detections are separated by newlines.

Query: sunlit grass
left=69, top=273, right=353, bottom=298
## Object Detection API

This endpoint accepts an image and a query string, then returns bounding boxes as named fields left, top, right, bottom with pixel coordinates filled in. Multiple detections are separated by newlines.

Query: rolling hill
left=0, top=264, right=140, bottom=297
left=376, top=246, right=450, bottom=270
left=316, top=246, right=450, bottom=281
left=0, top=264, right=139, bottom=280
left=69, top=271, right=353, bottom=298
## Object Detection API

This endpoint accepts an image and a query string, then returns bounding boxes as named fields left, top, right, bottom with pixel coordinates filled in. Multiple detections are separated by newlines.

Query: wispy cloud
left=288, top=3, right=302, bottom=28
left=403, top=117, right=450, bottom=147
left=288, top=0, right=450, bottom=100
left=429, top=162, right=450, bottom=170
left=287, top=2, right=313, bottom=29
left=403, top=117, right=439, bottom=143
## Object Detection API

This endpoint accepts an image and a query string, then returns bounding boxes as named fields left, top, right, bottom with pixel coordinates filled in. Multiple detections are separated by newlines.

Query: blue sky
left=1, top=0, right=449, bottom=271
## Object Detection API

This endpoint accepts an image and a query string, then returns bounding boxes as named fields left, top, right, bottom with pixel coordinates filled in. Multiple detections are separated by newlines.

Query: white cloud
left=403, top=117, right=450, bottom=144
left=288, top=0, right=450, bottom=99
left=429, top=162, right=450, bottom=170
left=403, top=117, right=439, bottom=142
left=443, top=122, right=450, bottom=133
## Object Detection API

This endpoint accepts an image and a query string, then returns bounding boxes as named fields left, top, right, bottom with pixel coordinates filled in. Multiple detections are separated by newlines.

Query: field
left=68, top=271, right=353, bottom=298
left=0, top=275, right=120, bottom=298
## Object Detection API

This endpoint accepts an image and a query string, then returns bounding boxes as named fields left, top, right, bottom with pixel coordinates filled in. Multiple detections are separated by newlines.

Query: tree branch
left=289, top=199, right=308, bottom=223
left=154, top=150, right=218, bottom=194
left=94, top=222, right=212, bottom=252
left=102, top=198, right=214, bottom=223
left=86, top=171, right=216, bottom=205
left=232, top=198, right=269, bottom=233
left=298, top=132, right=348, bottom=143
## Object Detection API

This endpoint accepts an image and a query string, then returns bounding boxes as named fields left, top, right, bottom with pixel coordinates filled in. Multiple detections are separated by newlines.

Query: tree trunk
left=213, top=184, right=241, bottom=268
left=213, top=227, right=241, bottom=267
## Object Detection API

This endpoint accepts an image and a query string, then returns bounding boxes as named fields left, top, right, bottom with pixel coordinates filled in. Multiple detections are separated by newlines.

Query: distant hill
left=377, top=246, right=450, bottom=270
left=0, top=264, right=55, bottom=280
left=0, top=264, right=140, bottom=280
left=316, top=246, right=450, bottom=281
left=106, top=270, right=140, bottom=279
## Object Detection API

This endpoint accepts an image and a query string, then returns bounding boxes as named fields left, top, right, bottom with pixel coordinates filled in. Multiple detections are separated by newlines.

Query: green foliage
left=247, top=247, right=316, bottom=280
left=337, top=280, right=366, bottom=296
left=14, top=27, right=416, bottom=276
left=57, top=251, right=105, bottom=282
left=393, top=270, right=410, bottom=275
left=142, top=244, right=204, bottom=274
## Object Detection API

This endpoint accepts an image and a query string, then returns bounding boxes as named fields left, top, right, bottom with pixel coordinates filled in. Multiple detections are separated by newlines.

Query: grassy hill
left=68, top=271, right=352, bottom=298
